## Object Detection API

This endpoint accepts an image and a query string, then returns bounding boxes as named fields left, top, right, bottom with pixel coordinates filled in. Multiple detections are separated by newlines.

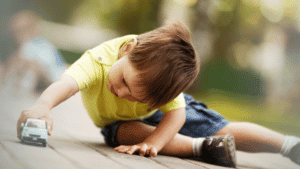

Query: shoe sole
left=223, top=134, right=237, bottom=167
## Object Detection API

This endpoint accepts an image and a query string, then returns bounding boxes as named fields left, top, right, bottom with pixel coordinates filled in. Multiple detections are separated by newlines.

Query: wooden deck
left=0, top=84, right=299, bottom=169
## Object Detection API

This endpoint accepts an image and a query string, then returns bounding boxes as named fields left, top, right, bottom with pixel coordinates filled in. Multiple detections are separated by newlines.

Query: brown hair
left=128, top=21, right=199, bottom=110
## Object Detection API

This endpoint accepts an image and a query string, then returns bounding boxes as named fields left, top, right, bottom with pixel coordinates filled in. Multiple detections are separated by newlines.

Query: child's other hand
left=114, top=143, right=158, bottom=157
left=17, top=105, right=53, bottom=139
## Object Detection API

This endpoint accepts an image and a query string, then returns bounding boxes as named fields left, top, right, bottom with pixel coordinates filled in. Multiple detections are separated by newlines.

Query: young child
left=1, top=10, right=67, bottom=95
left=17, top=22, right=299, bottom=168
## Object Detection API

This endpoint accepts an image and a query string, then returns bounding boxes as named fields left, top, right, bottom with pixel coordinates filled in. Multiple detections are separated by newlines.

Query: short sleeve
left=64, top=50, right=103, bottom=90
left=159, top=93, right=186, bottom=113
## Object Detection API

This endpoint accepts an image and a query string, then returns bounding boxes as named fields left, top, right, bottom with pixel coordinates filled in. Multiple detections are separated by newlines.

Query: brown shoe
left=199, top=134, right=237, bottom=168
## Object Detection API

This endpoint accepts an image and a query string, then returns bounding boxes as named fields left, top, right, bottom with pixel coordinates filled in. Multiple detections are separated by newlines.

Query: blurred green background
left=0, top=0, right=299, bottom=136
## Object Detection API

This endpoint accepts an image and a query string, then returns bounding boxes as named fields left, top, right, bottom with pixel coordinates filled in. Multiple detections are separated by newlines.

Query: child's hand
left=114, top=143, right=158, bottom=157
left=17, top=104, right=53, bottom=139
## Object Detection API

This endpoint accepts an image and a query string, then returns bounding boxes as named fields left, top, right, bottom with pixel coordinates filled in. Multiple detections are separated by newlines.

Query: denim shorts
left=101, top=94, right=230, bottom=147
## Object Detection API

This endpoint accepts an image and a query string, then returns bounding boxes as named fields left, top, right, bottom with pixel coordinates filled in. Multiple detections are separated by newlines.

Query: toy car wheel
left=21, top=139, right=25, bottom=144
left=42, top=142, right=47, bottom=147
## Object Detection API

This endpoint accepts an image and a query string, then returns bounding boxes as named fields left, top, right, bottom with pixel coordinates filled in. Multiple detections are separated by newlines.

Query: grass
left=189, top=89, right=300, bottom=137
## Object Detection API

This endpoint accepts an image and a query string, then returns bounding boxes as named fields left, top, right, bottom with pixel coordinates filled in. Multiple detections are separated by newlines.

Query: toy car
left=20, top=118, right=50, bottom=147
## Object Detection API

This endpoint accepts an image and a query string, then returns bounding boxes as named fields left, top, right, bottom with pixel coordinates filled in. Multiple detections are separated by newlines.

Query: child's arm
left=115, top=107, right=186, bottom=157
left=17, top=75, right=79, bottom=139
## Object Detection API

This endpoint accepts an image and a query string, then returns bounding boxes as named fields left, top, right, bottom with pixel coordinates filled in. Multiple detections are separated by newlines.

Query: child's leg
left=116, top=120, right=236, bottom=167
left=213, top=122, right=285, bottom=153
left=214, top=122, right=300, bottom=166
left=116, top=121, right=194, bottom=157
left=118, top=121, right=288, bottom=154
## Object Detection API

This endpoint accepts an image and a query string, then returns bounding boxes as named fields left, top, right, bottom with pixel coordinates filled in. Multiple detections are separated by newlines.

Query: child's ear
left=124, top=38, right=137, bottom=54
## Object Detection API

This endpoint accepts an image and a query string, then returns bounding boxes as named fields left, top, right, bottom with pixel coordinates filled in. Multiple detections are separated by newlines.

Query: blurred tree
left=191, top=0, right=266, bottom=96
left=109, top=0, right=161, bottom=35
left=26, top=0, right=84, bottom=23
left=71, top=0, right=161, bottom=35
left=188, top=0, right=298, bottom=98
left=196, top=0, right=298, bottom=61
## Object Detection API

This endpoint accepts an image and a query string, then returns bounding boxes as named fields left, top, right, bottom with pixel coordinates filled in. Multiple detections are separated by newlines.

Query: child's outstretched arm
left=115, top=107, right=186, bottom=157
left=17, top=75, right=79, bottom=139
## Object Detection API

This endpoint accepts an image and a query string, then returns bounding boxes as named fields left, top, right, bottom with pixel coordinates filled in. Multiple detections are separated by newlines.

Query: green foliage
left=59, top=49, right=82, bottom=64
left=93, top=0, right=161, bottom=35
left=190, top=59, right=266, bottom=98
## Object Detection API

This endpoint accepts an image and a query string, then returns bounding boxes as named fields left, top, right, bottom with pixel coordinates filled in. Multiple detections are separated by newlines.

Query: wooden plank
left=0, top=89, right=124, bottom=169
left=82, top=141, right=168, bottom=169
left=184, top=159, right=230, bottom=169
left=0, top=90, right=78, bottom=169
left=236, top=151, right=300, bottom=169
left=0, top=140, right=23, bottom=169
left=151, top=155, right=211, bottom=169
left=47, top=130, right=126, bottom=169
left=0, top=133, right=79, bottom=169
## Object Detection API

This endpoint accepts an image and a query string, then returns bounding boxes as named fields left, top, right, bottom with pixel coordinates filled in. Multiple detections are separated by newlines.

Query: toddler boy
left=17, top=22, right=299, bottom=168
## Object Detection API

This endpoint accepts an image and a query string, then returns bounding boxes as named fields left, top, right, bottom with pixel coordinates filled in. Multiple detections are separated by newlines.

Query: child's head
left=9, top=10, right=41, bottom=44
left=107, top=21, right=199, bottom=110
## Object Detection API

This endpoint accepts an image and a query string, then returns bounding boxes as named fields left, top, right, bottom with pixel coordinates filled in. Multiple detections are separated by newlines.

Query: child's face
left=107, top=55, right=145, bottom=102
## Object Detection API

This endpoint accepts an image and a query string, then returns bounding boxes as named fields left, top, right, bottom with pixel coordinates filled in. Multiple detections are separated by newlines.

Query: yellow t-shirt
left=64, top=35, right=186, bottom=128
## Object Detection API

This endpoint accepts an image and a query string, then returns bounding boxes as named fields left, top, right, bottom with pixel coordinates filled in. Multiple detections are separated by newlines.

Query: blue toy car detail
left=20, top=118, right=50, bottom=147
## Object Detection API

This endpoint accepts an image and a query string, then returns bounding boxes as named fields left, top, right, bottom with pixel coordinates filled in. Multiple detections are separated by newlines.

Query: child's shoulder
left=94, top=34, right=138, bottom=50
left=87, top=34, right=138, bottom=66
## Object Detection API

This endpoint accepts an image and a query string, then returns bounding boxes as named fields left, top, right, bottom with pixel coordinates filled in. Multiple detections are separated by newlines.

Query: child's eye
left=123, top=78, right=127, bottom=85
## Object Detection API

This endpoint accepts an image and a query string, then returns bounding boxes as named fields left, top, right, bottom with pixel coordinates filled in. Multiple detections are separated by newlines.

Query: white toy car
left=20, top=118, right=50, bottom=147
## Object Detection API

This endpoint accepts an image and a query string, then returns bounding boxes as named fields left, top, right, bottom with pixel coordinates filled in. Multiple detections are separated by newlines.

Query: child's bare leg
left=214, top=122, right=285, bottom=153
left=116, top=121, right=237, bottom=167
left=117, top=121, right=194, bottom=157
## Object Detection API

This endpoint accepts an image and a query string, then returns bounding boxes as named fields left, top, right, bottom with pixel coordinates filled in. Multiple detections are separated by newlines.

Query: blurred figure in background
left=0, top=10, right=67, bottom=95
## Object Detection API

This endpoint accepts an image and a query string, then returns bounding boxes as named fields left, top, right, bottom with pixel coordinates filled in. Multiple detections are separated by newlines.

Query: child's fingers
left=40, top=112, right=53, bottom=136
left=17, top=117, right=25, bottom=139
left=127, top=145, right=141, bottom=155
left=139, top=144, right=148, bottom=156
left=114, top=146, right=120, bottom=151
left=17, top=110, right=32, bottom=139
left=44, top=120, right=52, bottom=136
left=146, top=149, right=150, bottom=155
left=149, top=147, right=157, bottom=157
left=114, top=146, right=120, bottom=152
left=114, top=145, right=129, bottom=153
left=114, top=146, right=123, bottom=152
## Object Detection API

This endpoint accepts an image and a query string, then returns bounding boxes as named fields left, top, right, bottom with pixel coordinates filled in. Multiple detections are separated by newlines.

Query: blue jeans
left=101, top=94, right=230, bottom=147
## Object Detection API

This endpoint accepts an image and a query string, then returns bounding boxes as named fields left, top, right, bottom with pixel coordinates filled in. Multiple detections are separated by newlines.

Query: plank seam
left=183, top=159, right=216, bottom=169
left=149, top=158, right=172, bottom=169
left=0, top=139, right=27, bottom=169
left=61, top=131, right=131, bottom=169
left=47, top=143, right=87, bottom=169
